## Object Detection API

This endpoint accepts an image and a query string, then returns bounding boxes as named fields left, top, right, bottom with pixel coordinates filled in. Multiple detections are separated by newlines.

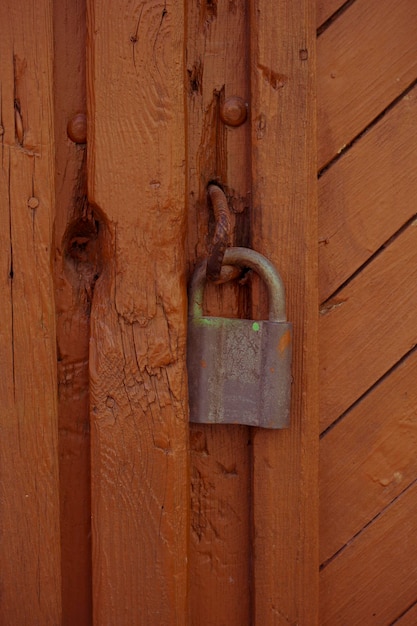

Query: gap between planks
left=320, top=474, right=417, bottom=570
left=319, top=212, right=417, bottom=308
left=318, top=77, right=417, bottom=179
left=316, top=0, right=357, bottom=35
left=320, top=343, right=417, bottom=439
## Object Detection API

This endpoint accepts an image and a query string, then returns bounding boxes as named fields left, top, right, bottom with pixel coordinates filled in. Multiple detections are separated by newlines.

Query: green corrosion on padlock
left=187, top=247, right=292, bottom=429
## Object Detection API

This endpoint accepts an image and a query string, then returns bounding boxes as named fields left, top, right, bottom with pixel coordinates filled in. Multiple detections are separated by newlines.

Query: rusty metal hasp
left=187, top=247, right=292, bottom=428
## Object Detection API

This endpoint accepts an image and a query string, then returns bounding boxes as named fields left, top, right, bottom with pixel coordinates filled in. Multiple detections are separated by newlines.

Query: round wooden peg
left=220, top=96, right=248, bottom=127
left=67, top=113, right=87, bottom=144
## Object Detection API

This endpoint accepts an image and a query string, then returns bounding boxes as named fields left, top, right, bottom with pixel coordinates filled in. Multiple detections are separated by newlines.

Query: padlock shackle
left=189, top=247, right=287, bottom=322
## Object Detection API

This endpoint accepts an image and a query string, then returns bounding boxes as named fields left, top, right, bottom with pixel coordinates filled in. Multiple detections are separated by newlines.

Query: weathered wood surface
left=0, top=1, right=62, bottom=623
left=320, top=222, right=417, bottom=431
left=319, top=85, right=417, bottom=302
left=320, top=481, right=417, bottom=625
left=87, top=2, right=189, bottom=623
left=250, top=1, right=318, bottom=624
left=186, top=1, right=252, bottom=623
left=317, top=0, right=417, bottom=168
left=53, top=0, right=92, bottom=623
left=320, top=348, right=417, bottom=564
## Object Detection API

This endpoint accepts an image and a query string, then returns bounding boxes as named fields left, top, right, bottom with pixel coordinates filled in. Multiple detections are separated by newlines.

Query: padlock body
left=187, top=316, right=292, bottom=428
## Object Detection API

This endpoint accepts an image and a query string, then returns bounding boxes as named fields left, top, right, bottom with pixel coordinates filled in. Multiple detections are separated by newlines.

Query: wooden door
left=0, top=1, right=317, bottom=624
left=318, top=1, right=417, bottom=623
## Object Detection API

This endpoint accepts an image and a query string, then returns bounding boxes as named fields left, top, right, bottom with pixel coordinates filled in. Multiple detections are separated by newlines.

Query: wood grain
left=53, top=0, right=92, bottom=623
left=0, top=1, right=62, bottom=623
left=87, top=2, right=188, bottom=623
left=317, top=0, right=417, bottom=168
left=319, top=85, right=417, bottom=302
left=393, top=602, right=417, bottom=626
left=320, top=481, right=417, bottom=625
left=186, top=2, right=252, bottom=623
left=250, top=1, right=319, bottom=624
left=316, top=0, right=347, bottom=28
left=320, top=348, right=417, bottom=564
left=320, top=222, right=417, bottom=431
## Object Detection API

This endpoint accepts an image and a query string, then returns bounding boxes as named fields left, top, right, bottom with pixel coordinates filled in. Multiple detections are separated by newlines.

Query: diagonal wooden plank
left=316, top=0, right=349, bottom=28
left=320, top=481, right=417, bottom=625
left=320, top=222, right=417, bottom=431
left=320, top=348, right=417, bottom=564
left=250, top=1, right=319, bottom=623
left=394, top=602, right=417, bottom=626
left=87, top=2, right=188, bottom=622
left=317, top=0, right=417, bottom=168
left=0, top=1, right=62, bottom=622
left=319, top=85, right=417, bottom=302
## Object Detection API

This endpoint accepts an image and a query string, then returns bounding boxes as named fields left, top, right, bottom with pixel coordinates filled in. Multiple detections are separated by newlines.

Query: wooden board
left=316, top=0, right=347, bottom=28
left=0, top=1, right=62, bottom=623
left=250, top=1, right=319, bottom=623
left=320, top=222, right=417, bottom=431
left=186, top=2, right=252, bottom=623
left=86, top=2, right=189, bottom=623
left=320, top=348, right=417, bottom=564
left=320, top=481, right=417, bottom=625
left=394, top=602, right=417, bottom=626
left=317, top=0, right=417, bottom=168
left=53, top=0, right=92, bottom=623
left=319, top=85, right=417, bottom=301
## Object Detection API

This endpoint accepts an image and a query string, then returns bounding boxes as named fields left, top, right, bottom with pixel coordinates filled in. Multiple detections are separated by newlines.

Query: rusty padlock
left=187, top=247, right=292, bottom=428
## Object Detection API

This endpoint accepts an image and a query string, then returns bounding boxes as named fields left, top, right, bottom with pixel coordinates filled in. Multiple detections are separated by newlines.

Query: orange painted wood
left=394, top=602, right=417, bottom=626
left=186, top=2, right=252, bottom=623
left=53, top=0, right=92, bottom=623
left=320, top=348, right=417, bottom=564
left=316, top=0, right=346, bottom=28
left=250, top=2, right=319, bottom=623
left=320, top=222, right=417, bottom=431
left=317, top=0, right=417, bottom=168
left=0, top=1, right=62, bottom=622
left=320, top=481, right=417, bottom=625
left=319, top=85, right=417, bottom=302
left=86, top=2, right=188, bottom=623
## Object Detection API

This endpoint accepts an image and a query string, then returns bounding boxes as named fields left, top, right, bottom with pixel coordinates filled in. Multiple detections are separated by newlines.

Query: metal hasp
left=187, top=247, right=292, bottom=428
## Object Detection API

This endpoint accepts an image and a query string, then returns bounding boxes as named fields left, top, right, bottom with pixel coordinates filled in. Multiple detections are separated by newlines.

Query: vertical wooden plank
left=186, top=2, right=252, bottom=624
left=86, top=1, right=188, bottom=623
left=53, top=0, right=92, bottom=623
left=250, top=2, right=318, bottom=624
left=0, top=1, right=62, bottom=623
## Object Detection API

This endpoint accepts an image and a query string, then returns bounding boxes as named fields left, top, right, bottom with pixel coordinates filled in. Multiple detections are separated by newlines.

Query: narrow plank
left=87, top=2, right=188, bottom=623
left=316, top=0, right=347, bottom=28
left=394, top=602, right=417, bottom=626
left=319, top=85, right=417, bottom=302
left=320, top=348, right=417, bottom=564
left=320, top=481, right=417, bottom=625
left=53, top=0, right=92, bottom=623
left=0, top=1, right=62, bottom=623
left=186, top=2, right=252, bottom=623
left=317, top=0, right=417, bottom=168
left=320, top=222, right=417, bottom=431
left=250, top=2, right=319, bottom=624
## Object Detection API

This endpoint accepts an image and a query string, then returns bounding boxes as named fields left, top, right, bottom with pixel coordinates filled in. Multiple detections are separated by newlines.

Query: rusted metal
left=188, top=247, right=292, bottom=428
left=206, top=184, right=232, bottom=282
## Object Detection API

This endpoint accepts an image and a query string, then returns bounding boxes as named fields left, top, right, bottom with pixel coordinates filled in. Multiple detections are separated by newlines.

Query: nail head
left=67, top=113, right=87, bottom=144
left=220, top=96, right=248, bottom=127
left=28, top=197, right=39, bottom=209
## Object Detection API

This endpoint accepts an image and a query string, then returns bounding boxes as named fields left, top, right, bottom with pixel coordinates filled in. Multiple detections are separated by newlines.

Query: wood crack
left=7, top=148, right=16, bottom=402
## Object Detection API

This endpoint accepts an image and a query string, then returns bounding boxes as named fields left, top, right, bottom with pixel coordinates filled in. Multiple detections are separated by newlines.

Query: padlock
left=187, top=247, right=292, bottom=428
